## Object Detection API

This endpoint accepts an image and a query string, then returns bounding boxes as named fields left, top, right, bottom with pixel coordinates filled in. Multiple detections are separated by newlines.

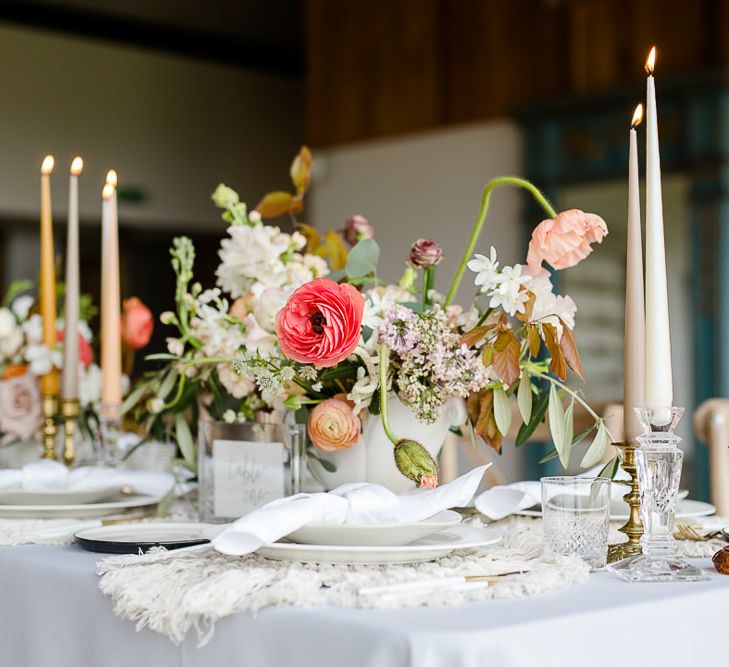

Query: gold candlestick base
left=40, top=393, right=59, bottom=461
left=61, top=398, right=80, bottom=468
left=607, top=441, right=643, bottom=563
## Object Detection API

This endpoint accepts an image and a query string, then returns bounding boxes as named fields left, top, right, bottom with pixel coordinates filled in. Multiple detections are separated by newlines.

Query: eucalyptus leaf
left=598, top=455, right=620, bottom=479
left=345, top=238, right=380, bottom=278
left=517, top=371, right=532, bottom=425
left=144, top=353, right=180, bottom=361
left=580, top=420, right=612, bottom=468
left=562, top=398, right=574, bottom=468
left=539, top=448, right=559, bottom=464
left=121, top=382, right=148, bottom=415
left=548, top=385, right=569, bottom=467
left=158, top=369, right=178, bottom=401
left=515, top=389, right=549, bottom=447
left=175, top=413, right=196, bottom=471
left=493, top=387, right=512, bottom=436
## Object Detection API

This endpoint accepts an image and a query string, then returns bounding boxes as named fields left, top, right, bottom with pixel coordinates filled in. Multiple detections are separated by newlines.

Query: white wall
left=0, top=24, right=301, bottom=230
left=309, top=120, right=527, bottom=480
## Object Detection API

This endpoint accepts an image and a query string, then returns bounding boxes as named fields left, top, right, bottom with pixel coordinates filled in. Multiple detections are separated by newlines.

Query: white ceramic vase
left=311, top=395, right=467, bottom=494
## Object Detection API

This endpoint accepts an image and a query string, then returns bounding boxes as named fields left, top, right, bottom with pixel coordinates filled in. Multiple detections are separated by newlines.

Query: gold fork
left=674, top=523, right=725, bottom=542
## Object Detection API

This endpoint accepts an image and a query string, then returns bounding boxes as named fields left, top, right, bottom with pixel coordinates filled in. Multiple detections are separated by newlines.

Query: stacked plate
left=0, top=486, right=160, bottom=519
left=75, top=510, right=503, bottom=563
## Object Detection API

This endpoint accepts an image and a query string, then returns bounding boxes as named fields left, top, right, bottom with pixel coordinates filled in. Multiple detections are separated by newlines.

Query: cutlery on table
left=674, top=523, right=728, bottom=542
left=359, top=570, right=530, bottom=598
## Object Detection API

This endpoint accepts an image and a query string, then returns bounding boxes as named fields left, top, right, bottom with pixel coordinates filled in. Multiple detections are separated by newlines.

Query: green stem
left=378, top=344, right=398, bottom=445
left=422, top=267, right=436, bottom=307
left=444, top=176, right=558, bottom=307
left=531, top=370, right=614, bottom=441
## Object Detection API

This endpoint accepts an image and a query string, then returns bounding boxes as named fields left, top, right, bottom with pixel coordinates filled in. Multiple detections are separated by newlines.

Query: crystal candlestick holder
left=607, top=407, right=707, bottom=582
left=97, top=402, right=123, bottom=467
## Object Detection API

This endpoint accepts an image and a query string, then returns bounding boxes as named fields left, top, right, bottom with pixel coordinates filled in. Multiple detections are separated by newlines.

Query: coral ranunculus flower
left=275, top=278, right=364, bottom=367
left=526, top=209, right=608, bottom=271
left=307, top=398, right=361, bottom=452
left=121, top=297, right=154, bottom=350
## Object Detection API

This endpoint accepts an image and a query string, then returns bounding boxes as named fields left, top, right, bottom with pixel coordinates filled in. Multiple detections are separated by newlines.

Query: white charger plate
left=286, top=510, right=462, bottom=547
left=0, top=486, right=123, bottom=506
left=256, top=525, right=501, bottom=565
left=0, top=494, right=160, bottom=519
left=515, top=498, right=715, bottom=521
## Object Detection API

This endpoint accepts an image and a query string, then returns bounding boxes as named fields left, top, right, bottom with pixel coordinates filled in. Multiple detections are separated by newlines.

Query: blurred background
left=0, top=0, right=726, bottom=495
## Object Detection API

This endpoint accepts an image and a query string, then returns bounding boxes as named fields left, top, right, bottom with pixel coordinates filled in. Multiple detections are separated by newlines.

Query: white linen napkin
left=212, top=464, right=491, bottom=556
left=474, top=464, right=628, bottom=520
left=0, top=460, right=175, bottom=500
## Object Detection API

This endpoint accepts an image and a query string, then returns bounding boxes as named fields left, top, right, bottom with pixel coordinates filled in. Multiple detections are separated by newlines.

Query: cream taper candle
left=624, top=105, right=645, bottom=443
left=101, top=171, right=121, bottom=405
left=644, top=46, right=673, bottom=412
left=61, top=157, right=83, bottom=400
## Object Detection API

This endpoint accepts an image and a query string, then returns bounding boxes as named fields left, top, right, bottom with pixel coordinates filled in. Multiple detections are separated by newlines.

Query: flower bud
left=394, top=439, right=438, bottom=487
left=159, top=311, right=176, bottom=325
left=408, top=239, right=444, bottom=268
left=344, top=215, right=374, bottom=246
left=211, top=184, right=239, bottom=209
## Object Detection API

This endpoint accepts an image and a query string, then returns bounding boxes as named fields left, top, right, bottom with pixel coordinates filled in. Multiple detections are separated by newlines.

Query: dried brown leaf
left=492, top=330, right=521, bottom=387
left=516, top=289, right=536, bottom=323
left=467, top=389, right=503, bottom=453
left=256, top=191, right=294, bottom=219
left=542, top=322, right=566, bottom=381
left=461, top=324, right=495, bottom=348
left=526, top=324, right=541, bottom=358
left=290, top=146, right=313, bottom=196
left=559, top=318, right=584, bottom=380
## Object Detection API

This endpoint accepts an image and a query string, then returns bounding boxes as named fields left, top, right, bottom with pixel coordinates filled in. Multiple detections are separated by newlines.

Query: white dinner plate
left=286, top=510, right=462, bottom=547
left=0, top=486, right=122, bottom=506
left=256, top=525, right=501, bottom=565
left=515, top=498, right=715, bottom=521
left=0, top=494, right=161, bottom=519
left=75, top=522, right=223, bottom=554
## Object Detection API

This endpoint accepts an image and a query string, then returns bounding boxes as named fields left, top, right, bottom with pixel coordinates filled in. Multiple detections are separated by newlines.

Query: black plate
left=75, top=535, right=210, bottom=554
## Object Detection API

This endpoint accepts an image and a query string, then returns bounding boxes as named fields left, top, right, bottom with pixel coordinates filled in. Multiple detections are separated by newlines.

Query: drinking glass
left=541, top=476, right=611, bottom=569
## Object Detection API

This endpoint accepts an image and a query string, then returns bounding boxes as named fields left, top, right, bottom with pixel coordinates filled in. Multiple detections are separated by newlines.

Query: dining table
left=1, top=540, right=727, bottom=667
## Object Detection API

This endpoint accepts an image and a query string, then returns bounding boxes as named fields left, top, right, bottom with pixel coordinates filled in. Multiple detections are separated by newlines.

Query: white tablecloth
left=0, top=543, right=727, bottom=667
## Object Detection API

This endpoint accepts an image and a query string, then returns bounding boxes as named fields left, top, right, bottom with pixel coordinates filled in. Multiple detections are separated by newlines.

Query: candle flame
left=102, top=183, right=115, bottom=200
left=631, top=103, right=644, bottom=128
left=645, top=46, right=656, bottom=74
left=105, top=169, right=118, bottom=187
left=70, top=157, right=84, bottom=175
left=41, top=155, right=55, bottom=175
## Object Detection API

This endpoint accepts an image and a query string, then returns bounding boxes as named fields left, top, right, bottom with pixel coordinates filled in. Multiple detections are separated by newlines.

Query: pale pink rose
left=121, top=297, right=154, bottom=350
left=526, top=209, right=608, bottom=271
left=344, top=215, right=374, bottom=246
left=307, top=398, right=361, bottom=452
left=275, top=278, right=365, bottom=367
left=0, top=373, right=42, bottom=441
left=419, top=474, right=438, bottom=489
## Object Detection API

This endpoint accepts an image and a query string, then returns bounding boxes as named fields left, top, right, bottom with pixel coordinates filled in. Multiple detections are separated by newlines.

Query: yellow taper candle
left=39, top=155, right=58, bottom=396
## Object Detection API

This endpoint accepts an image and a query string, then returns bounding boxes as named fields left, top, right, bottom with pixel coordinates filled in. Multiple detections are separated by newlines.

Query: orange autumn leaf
left=467, top=389, right=503, bottom=453
left=516, top=289, right=536, bottom=323
left=542, top=322, right=567, bottom=381
left=558, top=318, right=584, bottom=380
left=526, top=324, right=541, bottom=358
left=290, top=146, right=313, bottom=196
left=492, top=330, right=521, bottom=387
left=320, top=230, right=349, bottom=271
left=461, top=324, right=495, bottom=349
left=256, top=191, right=295, bottom=219
left=2, top=363, right=28, bottom=380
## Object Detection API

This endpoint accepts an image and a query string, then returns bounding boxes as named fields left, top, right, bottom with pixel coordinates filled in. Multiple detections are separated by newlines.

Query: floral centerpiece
left=129, top=147, right=613, bottom=489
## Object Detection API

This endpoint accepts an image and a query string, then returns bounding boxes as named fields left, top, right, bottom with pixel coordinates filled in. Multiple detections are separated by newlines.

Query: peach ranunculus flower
left=307, top=398, right=361, bottom=452
left=275, top=277, right=365, bottom=367
left=121, top=297, right=154, bottom=350
left=526, top=209, right=608, bottom=272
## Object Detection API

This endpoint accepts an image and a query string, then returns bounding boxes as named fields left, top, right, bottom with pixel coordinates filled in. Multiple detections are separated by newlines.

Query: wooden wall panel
left=305, top=0, right=727, bottom=146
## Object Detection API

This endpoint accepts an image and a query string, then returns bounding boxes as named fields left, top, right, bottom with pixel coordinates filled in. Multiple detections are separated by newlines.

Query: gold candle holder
left=607, top=441, right=643, bottom=563
left=40, top=393, right=59, bottom=461
left=61, top=398, right=80, bottom=468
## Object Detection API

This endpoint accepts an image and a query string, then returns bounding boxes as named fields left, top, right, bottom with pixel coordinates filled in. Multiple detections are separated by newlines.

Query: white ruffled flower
left=468, top=247, right=500, bottom=293
left=488, top=264, right=531, bottom=317
left=222, top=409, right=237, bottom=424
left=362, top=285, right=413, bottom=330
left=79, top=363, right=102, bottom=406
left=0, top=308, right=22, bottom=359
left=24, top=344, right=58, bottom=376
left=252, top=287, right=289, bottom=332
left=10, top=296, right=34, bottom=321
left=22, top=314, right=43, bottom=345
left=528, top=269, right=577, bottom=339
left=242, top=314, right=277, bottom=357
left=166, top=338, right=184, bottom=356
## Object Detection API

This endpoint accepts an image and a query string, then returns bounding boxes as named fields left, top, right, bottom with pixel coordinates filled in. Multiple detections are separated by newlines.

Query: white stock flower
left=24, top=344, right=54, bottom=376
left=362, top=285, right=413, bottom=330
left=79, top=363, right=102, bottom=406
left=217, top=364, right=255, bottom=399
left=160, top=311, right=175, bottom=325
left=10, top=296, right=34, bottom=321
left=166, top=338, right=185, bottom=356
left=22, top=314, right=43, bottom=345
left=488, top=264, right=531, bottom=317
left=222, top=409, right=236, bottom=424
left=0, top=309, right=22, bottom=359
left=468, top=247, right=500, bottom=293
left=252, top=287, right=288, bottom=332
left=242, top=314, right=277, bottom=357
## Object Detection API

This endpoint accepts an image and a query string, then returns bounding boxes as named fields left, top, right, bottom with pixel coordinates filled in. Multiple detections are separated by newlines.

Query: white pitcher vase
left=311, top=395, right=467, bottom=493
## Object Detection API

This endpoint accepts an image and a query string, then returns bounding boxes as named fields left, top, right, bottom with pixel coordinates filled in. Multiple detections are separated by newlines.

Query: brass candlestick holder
left=606, top=441, right=643, bottom=563
left=61, top=398, right=80, bottom=467
left=40, top=393, right=59, bottom=460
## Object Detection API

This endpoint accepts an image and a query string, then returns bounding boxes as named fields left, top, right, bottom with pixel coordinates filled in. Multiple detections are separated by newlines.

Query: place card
left=212, top=439, right=285, bottom=518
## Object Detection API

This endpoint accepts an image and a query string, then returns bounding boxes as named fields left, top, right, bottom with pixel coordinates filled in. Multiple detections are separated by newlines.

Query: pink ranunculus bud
left=121, top=297, right=154, bottom=351
left=526, top=209, right=608, bottom=271
left=275, top=278, right=364, bottom=367
left=408, top=239, right=444, bottom=268
left=344, top=215, right=374, bottom=246
left=307, top=397, right=361, bottom=452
